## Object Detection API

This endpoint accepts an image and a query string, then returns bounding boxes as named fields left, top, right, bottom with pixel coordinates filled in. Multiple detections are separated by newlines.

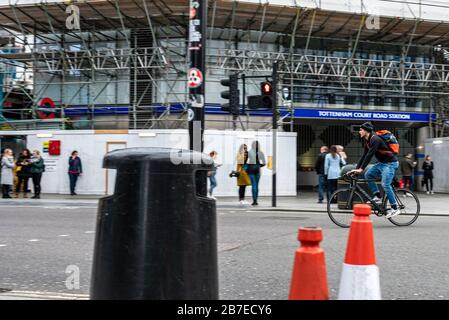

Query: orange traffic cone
left=338, top=204, right=381, bottom=300
left=288, top=227, right=329, bottom=300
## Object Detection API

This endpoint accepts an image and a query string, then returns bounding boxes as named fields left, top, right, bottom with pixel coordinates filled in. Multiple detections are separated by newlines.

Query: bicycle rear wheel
left=383, top=188, right=420, bottom=226
left=327, top=189, right=364, bottom=228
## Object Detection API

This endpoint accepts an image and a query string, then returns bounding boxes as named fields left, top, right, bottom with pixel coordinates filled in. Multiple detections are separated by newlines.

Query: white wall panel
left=6, top=130, right=296, bottom=196
left=425, top=137, right=449, bottom=193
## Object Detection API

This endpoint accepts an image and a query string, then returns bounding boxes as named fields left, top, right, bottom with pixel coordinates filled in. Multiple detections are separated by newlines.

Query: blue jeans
left=208, top=173, right=217, bottom=195
left=365, top=161, right=399, bottom=206
left=318, top=174, right=327, bottom=202
left=327, top=179, right=338, bottom=200
left=69, top=173, right=79, bottom=194
left=249, top=173, right=261, bottom=202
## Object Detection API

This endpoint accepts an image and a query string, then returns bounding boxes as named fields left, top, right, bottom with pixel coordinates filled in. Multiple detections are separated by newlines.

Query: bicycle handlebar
left=341, top=172, right=357, bottom=182
left=340, top=173, right=383, bottom=183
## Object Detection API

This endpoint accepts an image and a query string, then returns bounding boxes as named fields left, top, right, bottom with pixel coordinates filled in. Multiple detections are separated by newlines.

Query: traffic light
left=220, top=74, right=240, bottom=115
left=247, top=80, right=274, bottom=110
left=260, top=81, right=273, bottom=109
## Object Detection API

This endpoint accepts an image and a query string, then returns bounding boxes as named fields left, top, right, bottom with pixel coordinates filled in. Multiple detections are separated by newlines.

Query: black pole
left=272, top=62, right=278, bottom=207
left=188, top=0, right=207, bottom=152
left=242, top=73, right=246, bottom=114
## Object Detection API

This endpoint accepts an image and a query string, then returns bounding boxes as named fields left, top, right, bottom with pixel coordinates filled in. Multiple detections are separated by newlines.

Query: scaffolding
left=0, top=0, right=449, bottom=134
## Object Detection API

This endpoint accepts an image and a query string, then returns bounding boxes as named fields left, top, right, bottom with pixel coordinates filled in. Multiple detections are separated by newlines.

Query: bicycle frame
left=345, top=176, right=405, bottom=216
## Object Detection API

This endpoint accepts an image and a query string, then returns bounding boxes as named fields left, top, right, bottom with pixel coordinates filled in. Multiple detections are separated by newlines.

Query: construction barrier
left=338, top=204, right=381, bottom=300
left=289, top=227, right=329, bottom=300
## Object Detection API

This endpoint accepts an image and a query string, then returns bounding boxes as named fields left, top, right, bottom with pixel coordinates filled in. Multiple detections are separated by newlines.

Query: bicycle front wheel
left=328, top=189, right=364, bottom=228
left=383, top=188, right=420, bottom=226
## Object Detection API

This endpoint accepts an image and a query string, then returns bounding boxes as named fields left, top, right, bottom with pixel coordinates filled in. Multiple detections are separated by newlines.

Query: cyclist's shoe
left=386, top=208, right=401, bottom=218
left=367, top=196, right=382, bottom=204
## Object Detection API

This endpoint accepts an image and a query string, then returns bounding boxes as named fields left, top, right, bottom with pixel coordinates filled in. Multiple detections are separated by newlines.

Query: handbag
left=229, top=170, right=240, bottom=178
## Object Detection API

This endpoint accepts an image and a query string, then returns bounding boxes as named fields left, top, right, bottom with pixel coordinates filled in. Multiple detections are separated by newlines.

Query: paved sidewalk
left=1, top=191, right=446, bottom=215
left=215, top=190, right=449, bottom=216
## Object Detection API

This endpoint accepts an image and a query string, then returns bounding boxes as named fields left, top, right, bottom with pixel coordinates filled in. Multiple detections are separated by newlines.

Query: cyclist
left=348, top=122, right=400, bottom=218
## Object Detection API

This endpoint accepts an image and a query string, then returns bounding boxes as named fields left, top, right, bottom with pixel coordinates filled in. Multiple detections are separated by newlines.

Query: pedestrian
left=325, top=145, right=346, bottom=200
left=400, top=152, right=416, bottom=191
left=68, top=150, right=82, bottom=195
left=336, top=145, right=348, bottom=163
left=15, top=149, right=31, bottom=198
left=29, top=150, right=45, bottom=199
left=207, top=151, right=221, bottom=200
left=422, top=155, right=434, bottom=195
left=246, top=140, right=266, bottom=206
left=314, top=146, right=328, bottom=203
left=1, top=148, right=15, bottom=199
left=235, top=144, right=251, bottom=205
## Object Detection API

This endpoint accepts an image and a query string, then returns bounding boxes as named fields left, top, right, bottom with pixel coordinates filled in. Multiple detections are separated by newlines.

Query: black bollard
left=90, top=148, right=218, bottom=299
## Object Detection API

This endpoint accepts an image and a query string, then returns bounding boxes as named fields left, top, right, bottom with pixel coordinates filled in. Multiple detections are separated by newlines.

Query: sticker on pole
left=188, top=68, right=203, bottom=88
left=187, top=108, right=195, bottom=122
left=189, top=94, right=204, bottom=108
left=190, top=8, right=197, bottom=19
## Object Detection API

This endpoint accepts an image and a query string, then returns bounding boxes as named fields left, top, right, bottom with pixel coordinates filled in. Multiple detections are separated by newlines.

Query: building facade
left=1, top=0, right=449, bottom=190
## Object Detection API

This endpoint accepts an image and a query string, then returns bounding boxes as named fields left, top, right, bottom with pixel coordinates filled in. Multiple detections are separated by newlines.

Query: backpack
left=374, top=130, right=399, bottom=155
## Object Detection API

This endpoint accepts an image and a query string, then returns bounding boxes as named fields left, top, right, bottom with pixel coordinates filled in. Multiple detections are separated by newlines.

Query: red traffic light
left=261, top=81, right=272, bottom=95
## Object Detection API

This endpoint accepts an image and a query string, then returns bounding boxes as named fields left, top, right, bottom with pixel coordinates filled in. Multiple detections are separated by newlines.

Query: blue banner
left=293, top=108, right=435, bottom=122
left=62, top=104, right=436, bottom=123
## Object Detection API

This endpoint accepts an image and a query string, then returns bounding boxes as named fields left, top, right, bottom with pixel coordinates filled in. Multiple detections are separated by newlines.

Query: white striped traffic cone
left=338, top=204, right=381, bottom=300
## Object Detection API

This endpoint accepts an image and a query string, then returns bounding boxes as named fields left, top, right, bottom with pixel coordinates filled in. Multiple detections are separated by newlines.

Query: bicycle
left=327, top=173, right=420, bottom=228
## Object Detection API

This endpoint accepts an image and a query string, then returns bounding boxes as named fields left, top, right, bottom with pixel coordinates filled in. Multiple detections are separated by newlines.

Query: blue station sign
left=293, top=108, right=435, bottom=122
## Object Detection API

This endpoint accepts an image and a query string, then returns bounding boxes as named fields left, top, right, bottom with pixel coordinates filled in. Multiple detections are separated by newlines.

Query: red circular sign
left=38, top=97, right=56, bottom=119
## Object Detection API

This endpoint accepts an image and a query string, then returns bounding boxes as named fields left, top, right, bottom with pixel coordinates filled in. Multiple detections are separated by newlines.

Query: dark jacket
left=68, top=156, right=82, bottom=174
left=314, top=152, right=327, bottom=175
left=16, top=154, right=31, bottom=177
left=422, top=161, right=434, bottom=179
left=356, top=134, right=398, bottom=170
left=30, top=157, right=45, bottom=174
left=400, top=158, right=416, bottom=176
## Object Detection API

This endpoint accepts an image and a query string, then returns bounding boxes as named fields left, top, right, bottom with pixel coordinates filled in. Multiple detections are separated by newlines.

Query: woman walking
left=236, top=144, right=251, bottom=205
left=15, top=149, right=31, bottom=198
left=1, top=148, right=15, bottom=198
left=207, top=151, right=221, bottom=200
left=68, top=151, right=83, bottom=195
left=30, top=150, right=45, bottom=199
left=422, top=155, right=434, bottom=195
left=247, top=141, right=266, bottom=206
left=325, top=145, right=346, bottom=200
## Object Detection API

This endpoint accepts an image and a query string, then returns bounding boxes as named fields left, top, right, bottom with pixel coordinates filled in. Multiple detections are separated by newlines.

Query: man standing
left=348, top=122, right=400, bottom=218
left=400, top=152, right=417, bottom=191
left=314, top=146, right=328, bottom=203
